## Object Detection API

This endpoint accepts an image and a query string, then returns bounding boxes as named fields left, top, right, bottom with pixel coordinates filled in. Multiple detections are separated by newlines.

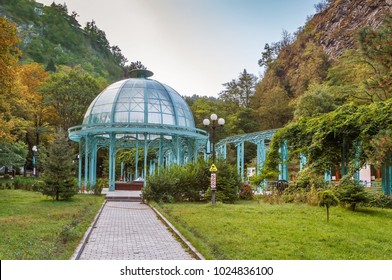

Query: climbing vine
left=262, top=99, right=392, bottom=178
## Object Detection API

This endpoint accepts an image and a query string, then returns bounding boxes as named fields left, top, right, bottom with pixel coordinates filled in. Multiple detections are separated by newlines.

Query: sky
left=38, top=0, right=320, bottom=97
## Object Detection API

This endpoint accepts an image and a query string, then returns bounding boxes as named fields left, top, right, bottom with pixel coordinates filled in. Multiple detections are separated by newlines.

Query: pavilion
left=68, top=70, right=208, bottom=191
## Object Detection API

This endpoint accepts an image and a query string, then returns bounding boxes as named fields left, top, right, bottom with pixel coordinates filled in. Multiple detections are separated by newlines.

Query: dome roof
left=83, top=75, right=195, bottom=128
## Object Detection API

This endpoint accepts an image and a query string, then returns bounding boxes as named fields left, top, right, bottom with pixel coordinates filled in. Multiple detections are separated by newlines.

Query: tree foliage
left=1, top=1, right=126, bottom=82
left=318, top=190, right=339, bottom=222
left=219, top=69, right=257, bottom=108
left=0, top=17, right=21, bottom=142
left=334, top=177, right=369, bottom=211
left=262, top=15, right=392, bottom=179
left=263, top=98, right=392, bottom=179
left=40, top=67, right=103, bottom=130
left=0, top=141, right=27, bottom=167
left=41, top=129, right=77, bottom=201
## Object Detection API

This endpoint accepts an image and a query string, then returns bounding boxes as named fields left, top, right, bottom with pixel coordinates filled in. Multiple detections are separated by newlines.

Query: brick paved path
left=78, top=201, right=195, bottom=260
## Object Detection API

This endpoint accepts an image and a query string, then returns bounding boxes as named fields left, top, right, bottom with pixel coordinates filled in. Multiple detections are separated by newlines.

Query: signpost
left=210, top=164, right=218, bottom=205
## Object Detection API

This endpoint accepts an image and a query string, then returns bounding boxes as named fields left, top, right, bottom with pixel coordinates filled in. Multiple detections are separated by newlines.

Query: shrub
left=295, top=168, right=328, bottom=191
left=144, top=159, right=240, bottom=203
left=93, top=178, right=106, bottom=195
left=306, top=185, right=320, bottom=206
left=239, top=184, right=254, bottom=200
left=143, top=168, right=178, bottom=203
left=335, top=177, right=369, bottom=211
left=12, top=177, right=44, bottom=192
left=319, top=190, right=339, bottom=222
left=366, top=192, right=392, bottom=208
left=207, top=160, right=240, bottom=203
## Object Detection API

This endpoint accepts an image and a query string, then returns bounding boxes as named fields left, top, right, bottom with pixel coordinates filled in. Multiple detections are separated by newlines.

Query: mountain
left=314, top=0, right=392, bottom=58
left=0, top=0, right=127, bottom=82
left=253, top=0, right=392, bottom=130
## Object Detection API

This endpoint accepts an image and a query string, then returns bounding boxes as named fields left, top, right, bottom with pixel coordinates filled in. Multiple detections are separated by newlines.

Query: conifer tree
left=41, top=129, right=77, bottom=200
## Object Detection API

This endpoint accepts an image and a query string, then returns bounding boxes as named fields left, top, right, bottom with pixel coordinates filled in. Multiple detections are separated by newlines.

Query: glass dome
left=82, top=77, right=195, bottom=128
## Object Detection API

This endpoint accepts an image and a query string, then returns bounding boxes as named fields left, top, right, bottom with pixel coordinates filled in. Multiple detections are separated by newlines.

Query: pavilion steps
left=105, top=190, right=143, bottom=202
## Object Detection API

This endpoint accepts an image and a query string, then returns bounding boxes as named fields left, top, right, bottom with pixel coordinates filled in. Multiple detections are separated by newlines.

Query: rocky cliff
left=314, top=0, right=392, bottom=58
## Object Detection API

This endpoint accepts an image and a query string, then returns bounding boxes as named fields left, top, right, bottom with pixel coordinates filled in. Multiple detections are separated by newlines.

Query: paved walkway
left=77, top=201, right=195, bottom=260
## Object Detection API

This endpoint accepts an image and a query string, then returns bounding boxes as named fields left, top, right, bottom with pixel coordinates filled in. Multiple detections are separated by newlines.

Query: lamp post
left=32, top=145, right=38, bottom=177
left=203, top=113, right=225, bottom=205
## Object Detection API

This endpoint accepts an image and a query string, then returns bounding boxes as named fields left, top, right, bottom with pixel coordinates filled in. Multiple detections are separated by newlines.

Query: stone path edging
left=149, top=205, right=205, bottom=260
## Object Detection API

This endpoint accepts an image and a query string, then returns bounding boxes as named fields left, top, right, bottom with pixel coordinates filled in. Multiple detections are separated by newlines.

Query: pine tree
left=41, top=129, right=77, bottom=200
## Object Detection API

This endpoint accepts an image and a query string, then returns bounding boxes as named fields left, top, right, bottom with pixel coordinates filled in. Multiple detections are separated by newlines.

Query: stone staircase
left=104, top=190, right=143, bottom=202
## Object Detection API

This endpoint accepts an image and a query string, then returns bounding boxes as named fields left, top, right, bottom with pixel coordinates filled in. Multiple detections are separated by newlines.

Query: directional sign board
left=209, top=164, right=218, bottom=172
left=211, top=172, right=216, bottom=190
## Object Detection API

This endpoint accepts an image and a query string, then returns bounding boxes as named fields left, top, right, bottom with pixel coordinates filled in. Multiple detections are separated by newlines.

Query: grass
left=0, top=189, right=104, bottom=260
left=154, top=200, right=392, bottom=260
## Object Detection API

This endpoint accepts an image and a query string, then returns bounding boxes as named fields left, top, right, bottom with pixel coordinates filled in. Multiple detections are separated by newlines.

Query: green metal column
left=299, top=153, right=307, bottom=171
left=176, top=136, right=181, bottom=165
left=382, top=155, right=392, bottom=195
left=159, top=135, right=164, bottom=168
left=143, top=133, right=148, bottom=186
left=89, top=140, right=96, bottom=187
left=108, top=133, right=116, bottom=191
left=236, top=141, right=245, bottom=182
left=193, top=139, right=198, bottom=161
left=120, top=161, right=124, bottom=181
left=278, top=140, right=289, bottom=181
left=324, top=168, right=332, bottom=182
left=135, top=134, right=139, bottom=179
left=84, top=136, right=89, bottom=188
left=78, top=141, right=82, bottom=189
left=257, top=140, right=266, bottom=175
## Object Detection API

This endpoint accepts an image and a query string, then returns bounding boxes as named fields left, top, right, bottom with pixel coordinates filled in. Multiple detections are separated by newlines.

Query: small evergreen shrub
left=335, top=177, right=369, bottom=211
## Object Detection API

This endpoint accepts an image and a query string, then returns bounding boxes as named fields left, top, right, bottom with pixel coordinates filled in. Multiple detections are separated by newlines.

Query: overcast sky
left=38, top=0, right=320, bottom=97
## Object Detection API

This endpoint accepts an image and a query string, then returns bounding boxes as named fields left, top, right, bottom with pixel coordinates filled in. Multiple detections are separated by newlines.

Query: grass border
left=71, top=199, right=107, bottom=260
left=150, top=201, right=217, bottom=260
left=149, top=202, right=205, bottom=260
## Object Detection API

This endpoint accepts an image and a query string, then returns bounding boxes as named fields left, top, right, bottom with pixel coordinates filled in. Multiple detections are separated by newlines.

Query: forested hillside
left=0, top=0, right=127, bottom=82
left=253, top=0, right=391, bottom=130
left=188, top=0, right=391, bottom=166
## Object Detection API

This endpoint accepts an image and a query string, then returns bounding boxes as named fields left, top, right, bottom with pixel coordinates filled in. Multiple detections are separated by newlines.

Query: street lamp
left=32, top=145, right=38, bottom=177
left=203, top=113, right=225, bottom=205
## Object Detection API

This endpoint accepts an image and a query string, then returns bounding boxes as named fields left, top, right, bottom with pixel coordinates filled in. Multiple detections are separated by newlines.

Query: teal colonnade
left=216, top=130, right=392, bottom=195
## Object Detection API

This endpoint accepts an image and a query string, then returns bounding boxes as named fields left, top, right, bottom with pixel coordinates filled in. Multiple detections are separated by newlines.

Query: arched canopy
left=68, top=70, right=208, bottom=191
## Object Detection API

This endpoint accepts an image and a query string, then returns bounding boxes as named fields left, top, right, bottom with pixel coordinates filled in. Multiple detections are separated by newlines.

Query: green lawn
left=0, top=189, right=104, bottom=260
left=155, top=201, right=392, bottom=260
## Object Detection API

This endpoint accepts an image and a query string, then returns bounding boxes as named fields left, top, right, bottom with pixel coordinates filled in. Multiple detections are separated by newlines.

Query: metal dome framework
left=68, top=70, right=208, bottom=191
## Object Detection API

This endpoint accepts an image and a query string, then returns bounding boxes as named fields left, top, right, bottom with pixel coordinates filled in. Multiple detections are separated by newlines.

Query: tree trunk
left=326, top=205, right=330, bottom=223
